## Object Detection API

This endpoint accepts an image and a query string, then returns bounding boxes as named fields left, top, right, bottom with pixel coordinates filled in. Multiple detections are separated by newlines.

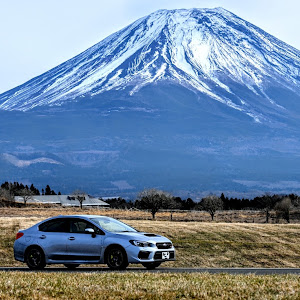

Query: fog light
left=138, top=251, right=151, bottom=260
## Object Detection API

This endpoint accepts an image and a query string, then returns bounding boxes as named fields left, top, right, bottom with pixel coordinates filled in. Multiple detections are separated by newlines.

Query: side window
left=70, top=219, right=102, bottom=235
left=39, top=219, right=70, bottom=233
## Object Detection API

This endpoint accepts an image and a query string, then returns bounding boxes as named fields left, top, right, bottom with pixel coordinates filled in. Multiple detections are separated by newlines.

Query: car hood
left=113, top=231, right=171, bottom=242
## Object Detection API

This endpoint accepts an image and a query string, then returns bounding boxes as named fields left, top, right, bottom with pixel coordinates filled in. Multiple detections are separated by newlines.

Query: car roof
left=58, top=215, right=107, bottom=218
left=25, top=215, right=114, bottom=230
left=50, top=215, right=112, bottom=219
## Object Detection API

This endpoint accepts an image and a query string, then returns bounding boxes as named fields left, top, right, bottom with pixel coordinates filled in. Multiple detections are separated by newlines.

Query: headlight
left=129, top=240, right=155, bottom=247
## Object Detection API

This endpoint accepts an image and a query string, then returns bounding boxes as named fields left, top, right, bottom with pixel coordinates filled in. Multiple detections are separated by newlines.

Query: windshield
left=89, top=217, right=137, bottom=233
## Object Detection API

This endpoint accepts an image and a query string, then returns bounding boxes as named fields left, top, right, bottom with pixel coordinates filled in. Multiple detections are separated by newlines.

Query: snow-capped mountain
left=1, top=8, right=300, bottom=197
left=1, top=8, right=300, bottom=124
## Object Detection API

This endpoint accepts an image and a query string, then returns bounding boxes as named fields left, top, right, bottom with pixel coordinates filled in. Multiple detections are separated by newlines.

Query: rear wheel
left=64, top=264, right=80, bottom=269
left=26, top=247, right=46, bottom=270
left=142, top=262, right=161, bottom=270
left=106, top=246, right=128, bottom=270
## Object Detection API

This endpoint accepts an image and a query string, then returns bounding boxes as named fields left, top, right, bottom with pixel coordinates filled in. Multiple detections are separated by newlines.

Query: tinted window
left=70, top=219, right=103, bottom=235
left=39, top=219, right=70, bottom=233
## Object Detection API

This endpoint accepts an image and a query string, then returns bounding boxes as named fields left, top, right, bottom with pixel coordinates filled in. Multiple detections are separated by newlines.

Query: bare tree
left=169, top=198, right=181, bottom=221
left=72, top=190, right=86, bottom=209
left=201, top=195, right=223, bottom=221
left=136, top=188, right=173, bottom=219
left=0, top=188, right=12, bottom=202
left=291, top=195, right=300, bottom=208
left=19, top=188, right=34, bottom=206
left=275, top=197, right=292, bottom=223
left=258, top=193, right=278, bottom=223
left=0, top=185, right=15, bottom=204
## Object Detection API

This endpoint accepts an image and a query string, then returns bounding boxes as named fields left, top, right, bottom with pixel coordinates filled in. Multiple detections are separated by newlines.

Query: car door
left=66, top=218, right=103, bottom=261
left=37, top=218, right=70, bottom=260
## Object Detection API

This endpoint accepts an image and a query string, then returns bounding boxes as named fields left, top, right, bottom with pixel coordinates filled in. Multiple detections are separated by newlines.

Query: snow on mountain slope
left=2, top=153, right=62, bottom=167
left=0, top=7, right=300, bottom=122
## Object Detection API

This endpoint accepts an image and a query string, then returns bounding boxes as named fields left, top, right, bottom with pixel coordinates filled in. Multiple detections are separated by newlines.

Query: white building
left=15, top=194, right=110, bottom=208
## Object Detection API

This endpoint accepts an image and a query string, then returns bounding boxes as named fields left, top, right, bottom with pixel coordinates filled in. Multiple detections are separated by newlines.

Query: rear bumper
left=13, top=241, right=26, bottom=262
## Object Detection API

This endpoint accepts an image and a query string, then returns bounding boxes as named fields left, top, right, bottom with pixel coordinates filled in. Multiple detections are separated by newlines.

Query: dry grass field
left=1, top=207, right=300, bottom=268
left=1, top=206, right=299, bottom=223
left=1, top=207, right=300, bottom=299
left=0, top=272, right=299, bottom=299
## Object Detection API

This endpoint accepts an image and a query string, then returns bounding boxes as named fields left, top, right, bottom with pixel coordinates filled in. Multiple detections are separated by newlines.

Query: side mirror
left=85, top=228, right=96, bottom=238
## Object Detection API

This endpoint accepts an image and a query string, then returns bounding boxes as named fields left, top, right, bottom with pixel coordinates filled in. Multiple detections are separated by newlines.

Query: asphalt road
left=1, top=267, right=300, bottom=274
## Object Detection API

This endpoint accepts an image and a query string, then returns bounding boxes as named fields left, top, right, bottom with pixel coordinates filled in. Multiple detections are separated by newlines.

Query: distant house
left=14, top=194, right=110, bottom=208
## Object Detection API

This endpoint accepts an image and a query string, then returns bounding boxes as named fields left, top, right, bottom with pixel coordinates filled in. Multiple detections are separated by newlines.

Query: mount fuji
left=0, top=8, right=300, bottom=198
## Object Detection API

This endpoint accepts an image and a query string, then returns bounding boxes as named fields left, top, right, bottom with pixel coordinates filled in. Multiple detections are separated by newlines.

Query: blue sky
left=0, top=0, right=299, bottom=93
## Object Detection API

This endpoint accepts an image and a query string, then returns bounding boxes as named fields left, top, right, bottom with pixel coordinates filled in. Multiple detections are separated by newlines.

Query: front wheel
left=142, top=262, right=161, bottom=270
left=64, top=264, right=80, bottom=269
left=26, top=247, right=46, bottom=270
left=106, top=246, right=128, bottom=270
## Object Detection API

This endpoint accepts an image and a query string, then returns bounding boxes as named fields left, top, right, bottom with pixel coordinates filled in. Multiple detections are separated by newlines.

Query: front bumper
left=126, top=245, right=176, bottom=263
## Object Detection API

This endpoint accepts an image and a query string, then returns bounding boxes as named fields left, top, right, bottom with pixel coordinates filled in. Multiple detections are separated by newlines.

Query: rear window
left=39, top=219, right=70, bottom=232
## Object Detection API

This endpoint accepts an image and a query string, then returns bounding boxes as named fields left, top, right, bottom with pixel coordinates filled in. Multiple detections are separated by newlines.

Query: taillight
left=16, top=232, right=24, bottom=240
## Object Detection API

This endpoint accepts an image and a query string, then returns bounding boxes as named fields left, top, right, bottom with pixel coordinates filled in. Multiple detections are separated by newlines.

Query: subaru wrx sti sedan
left=14, top=215, right=175, bottom=270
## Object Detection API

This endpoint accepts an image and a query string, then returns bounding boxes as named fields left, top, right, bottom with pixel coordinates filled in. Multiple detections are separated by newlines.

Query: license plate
left=162, top=252, right=170, bottom=259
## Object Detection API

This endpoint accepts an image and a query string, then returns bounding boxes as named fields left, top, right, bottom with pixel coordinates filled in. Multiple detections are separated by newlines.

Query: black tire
left=26, top=247, right=46, bottom=270
left=64, top=264, right=80, bottom=269
left=106, top=246, right=128, bottom=270
left=142, top=262, right=161, bottom=270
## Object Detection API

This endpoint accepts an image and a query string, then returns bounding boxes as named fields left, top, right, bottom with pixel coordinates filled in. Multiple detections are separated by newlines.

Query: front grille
left=156, top=242, right=172, bottom=249
left=154, top=251, right=175, bottom=260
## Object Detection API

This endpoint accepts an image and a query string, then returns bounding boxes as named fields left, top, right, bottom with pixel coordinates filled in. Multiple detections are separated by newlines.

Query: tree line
left=0, top=182, right=60, bottom=196
left=105, top=189, right=300, bottom=223
left=0, top=182, right=60, bottom=205
left=1, top=182, right=299, bottom=222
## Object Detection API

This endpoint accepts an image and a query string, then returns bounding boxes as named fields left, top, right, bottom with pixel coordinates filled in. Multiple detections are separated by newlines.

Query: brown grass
left=126, top=221, right=300, bottom=268
left=0, top=272, right=299, bottom=299
left=1, top=206, right=299, bottom=223
left=1, top=208, right=299, bottom=299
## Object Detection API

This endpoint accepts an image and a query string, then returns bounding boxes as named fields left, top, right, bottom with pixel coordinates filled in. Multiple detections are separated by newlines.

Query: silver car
left=14, top=215, right=175, bottom=270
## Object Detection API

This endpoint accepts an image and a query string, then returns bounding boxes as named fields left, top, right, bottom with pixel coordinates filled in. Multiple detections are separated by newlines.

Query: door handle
left=39, top=235, right=46, bottom=239
left=68, top=237, right=75, bottom=240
